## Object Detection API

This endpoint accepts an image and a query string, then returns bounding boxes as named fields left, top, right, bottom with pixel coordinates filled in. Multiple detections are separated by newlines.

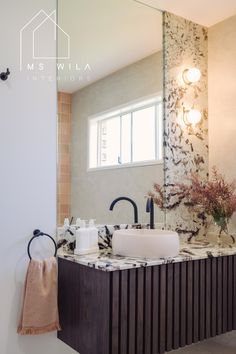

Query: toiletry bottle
left=75, top=218, right=81, bottom=228
left=88, top=219, right=99, bottom=252
left=74, top=220, right=90, bottom=255
left=64, top=218, right=70, bottom=228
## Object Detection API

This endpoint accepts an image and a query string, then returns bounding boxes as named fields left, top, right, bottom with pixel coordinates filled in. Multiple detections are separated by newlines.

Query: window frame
left=87, top=93, right=163, bottom=172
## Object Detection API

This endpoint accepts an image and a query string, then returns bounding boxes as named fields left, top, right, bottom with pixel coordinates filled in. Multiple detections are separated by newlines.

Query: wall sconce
left=183, top=108, right=202, bottom=125
left=182, top=68, right=201, bottom=84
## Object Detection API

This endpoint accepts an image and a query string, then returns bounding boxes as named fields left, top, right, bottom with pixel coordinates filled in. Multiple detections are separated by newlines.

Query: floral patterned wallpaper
left=163, top=12, right=209, bottom=240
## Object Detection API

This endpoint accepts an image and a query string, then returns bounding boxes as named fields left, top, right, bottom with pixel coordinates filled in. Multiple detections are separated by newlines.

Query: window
left=88, top=96, right=163, bottom=170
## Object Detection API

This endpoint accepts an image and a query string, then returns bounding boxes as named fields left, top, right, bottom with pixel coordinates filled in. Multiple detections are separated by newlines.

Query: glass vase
left=213, top=216, right=235, bottom=248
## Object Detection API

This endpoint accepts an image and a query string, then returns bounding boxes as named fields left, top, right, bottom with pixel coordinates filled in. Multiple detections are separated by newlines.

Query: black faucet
left=109, top=197, right=139, bottom=224
left=146, top=197, right=155, bottom=229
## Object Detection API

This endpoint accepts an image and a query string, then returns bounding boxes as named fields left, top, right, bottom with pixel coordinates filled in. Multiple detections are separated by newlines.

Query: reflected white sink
left=112, top=229, right=180, bottom=259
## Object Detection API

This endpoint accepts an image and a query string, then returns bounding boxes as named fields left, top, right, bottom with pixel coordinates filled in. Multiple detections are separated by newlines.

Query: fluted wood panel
left=166, top=264, right=173, bottom=352
left=193, top=260, right=199, bottom=342
left=173, top=262, right=180, bottom=349
left=58, top=259, right=110, bottom=354
left=109, top=256, right=236, bottom=354
left=211, top=258, right=217, bottom=337
left=217, top=257, right=223, bottom=335
left=58, top=256, right=236, bottom=354
left=152, top=267, right=160, bottom=354
left=228, top=256, right=233, bottom=332
left=186, top=261, right=193, bottom=345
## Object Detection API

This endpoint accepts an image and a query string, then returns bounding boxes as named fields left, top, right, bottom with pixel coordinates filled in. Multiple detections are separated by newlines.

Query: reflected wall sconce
left=183, top=108, right=202, bottom=125
left=182, top=68, right=201, bottom=84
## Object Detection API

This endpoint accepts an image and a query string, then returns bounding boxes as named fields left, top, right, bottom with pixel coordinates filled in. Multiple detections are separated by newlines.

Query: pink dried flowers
left=150, top=167, right=236, bottom=223
left=150, top=168, right=236, bottom=245
left=178, top=167, right=236, bottom=224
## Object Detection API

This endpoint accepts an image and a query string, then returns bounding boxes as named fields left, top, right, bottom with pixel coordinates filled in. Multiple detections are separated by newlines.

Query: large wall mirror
left=57, top=0, right=163, bottom=226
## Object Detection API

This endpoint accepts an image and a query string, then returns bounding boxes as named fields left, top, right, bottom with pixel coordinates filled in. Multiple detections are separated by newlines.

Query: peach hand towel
left=18, top=257, right=61, bottom=335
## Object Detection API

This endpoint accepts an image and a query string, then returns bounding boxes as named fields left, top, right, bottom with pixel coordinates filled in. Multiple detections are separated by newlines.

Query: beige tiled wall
left=57, top=92, right=72, bottom=225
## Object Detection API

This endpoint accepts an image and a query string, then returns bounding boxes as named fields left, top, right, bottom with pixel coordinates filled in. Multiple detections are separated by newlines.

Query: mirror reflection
left=57, top=0, right=163, bottom=226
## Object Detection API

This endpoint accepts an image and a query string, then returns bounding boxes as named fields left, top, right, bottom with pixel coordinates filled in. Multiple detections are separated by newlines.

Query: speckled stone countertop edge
left=58, top=244, right=236, bottom=272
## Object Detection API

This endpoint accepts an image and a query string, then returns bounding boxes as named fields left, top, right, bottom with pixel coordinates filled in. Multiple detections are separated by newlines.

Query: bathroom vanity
left=57, top=247, right=236, bottom=354
left=56, top=1, right=236, bottom=353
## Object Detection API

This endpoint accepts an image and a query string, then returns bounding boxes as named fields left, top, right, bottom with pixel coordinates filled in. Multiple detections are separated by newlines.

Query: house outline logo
left=20, top=9, right=70, bottom=71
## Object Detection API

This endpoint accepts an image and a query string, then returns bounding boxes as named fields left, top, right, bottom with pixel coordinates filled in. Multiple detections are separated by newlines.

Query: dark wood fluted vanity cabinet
left=58, top=255, right=236, bottom=354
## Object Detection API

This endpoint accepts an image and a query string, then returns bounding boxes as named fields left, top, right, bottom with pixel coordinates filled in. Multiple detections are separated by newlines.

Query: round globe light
left=183, top=68, right=201, bottom=84
left=186, top=109, right=202, bottom=125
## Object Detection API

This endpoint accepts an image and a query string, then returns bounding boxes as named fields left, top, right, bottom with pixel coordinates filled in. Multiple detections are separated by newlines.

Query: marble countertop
left=58, top=243, right=236, bottom=272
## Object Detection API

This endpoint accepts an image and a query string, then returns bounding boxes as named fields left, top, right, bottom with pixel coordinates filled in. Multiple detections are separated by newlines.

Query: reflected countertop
left=58, top=243, right=236, bottom=272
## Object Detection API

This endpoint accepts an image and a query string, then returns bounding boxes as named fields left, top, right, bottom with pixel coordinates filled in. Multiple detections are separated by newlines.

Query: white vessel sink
left=112, top=229, right=180, bottom=259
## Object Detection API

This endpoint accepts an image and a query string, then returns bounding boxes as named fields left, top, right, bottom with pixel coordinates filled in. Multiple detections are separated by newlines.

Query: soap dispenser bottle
left=88, top=219, right=99, bottom=252
left=64, top=218, right=70, bottom=228
left=74, top=220, right=90, bottom=255
left=75, top=217, right=81, bottom=228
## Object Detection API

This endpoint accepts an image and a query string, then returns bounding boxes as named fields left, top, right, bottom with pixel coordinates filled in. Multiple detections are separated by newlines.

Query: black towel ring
left=0, top=68, right=10, bottom=81
left=27, top=229, right=57, bottom=260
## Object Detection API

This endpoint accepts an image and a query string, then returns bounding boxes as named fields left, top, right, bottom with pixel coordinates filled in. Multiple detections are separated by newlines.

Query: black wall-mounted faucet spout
left=109, top=197, right=139, bottom=224
left=146, top=197, right=155, bottom=229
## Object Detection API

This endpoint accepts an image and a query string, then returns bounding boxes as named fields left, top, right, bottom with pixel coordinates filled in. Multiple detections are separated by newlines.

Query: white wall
left=209, top=14, right=236, bottom=229
left=0, top=1, right=75, bottom=353
left=71, top=52, right=164, bottom=225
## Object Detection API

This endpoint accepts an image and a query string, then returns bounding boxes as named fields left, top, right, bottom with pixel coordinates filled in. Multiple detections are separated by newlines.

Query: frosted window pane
left=132, top=106, right=155, bottom=162
left=100, top=116, right=120, bottom=166
left=121, top=114, right=131, bottom=164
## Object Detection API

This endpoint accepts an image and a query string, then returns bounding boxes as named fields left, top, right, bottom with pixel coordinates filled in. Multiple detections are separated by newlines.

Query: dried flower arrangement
left=150, top=167, right=236, bottom=246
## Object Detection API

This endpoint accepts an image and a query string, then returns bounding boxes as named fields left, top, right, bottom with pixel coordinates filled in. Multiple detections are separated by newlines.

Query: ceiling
left=58, top=0, right=162, bottom=93
left=58, top=0, right=236, bottom=93
left=138, top=0, right=236, bottom=27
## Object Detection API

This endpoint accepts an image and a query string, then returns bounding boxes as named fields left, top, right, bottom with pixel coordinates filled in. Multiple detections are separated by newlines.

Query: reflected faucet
left=109, top=197, right=139, bottom=224
left=146, top=197, right=155, bottom=229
